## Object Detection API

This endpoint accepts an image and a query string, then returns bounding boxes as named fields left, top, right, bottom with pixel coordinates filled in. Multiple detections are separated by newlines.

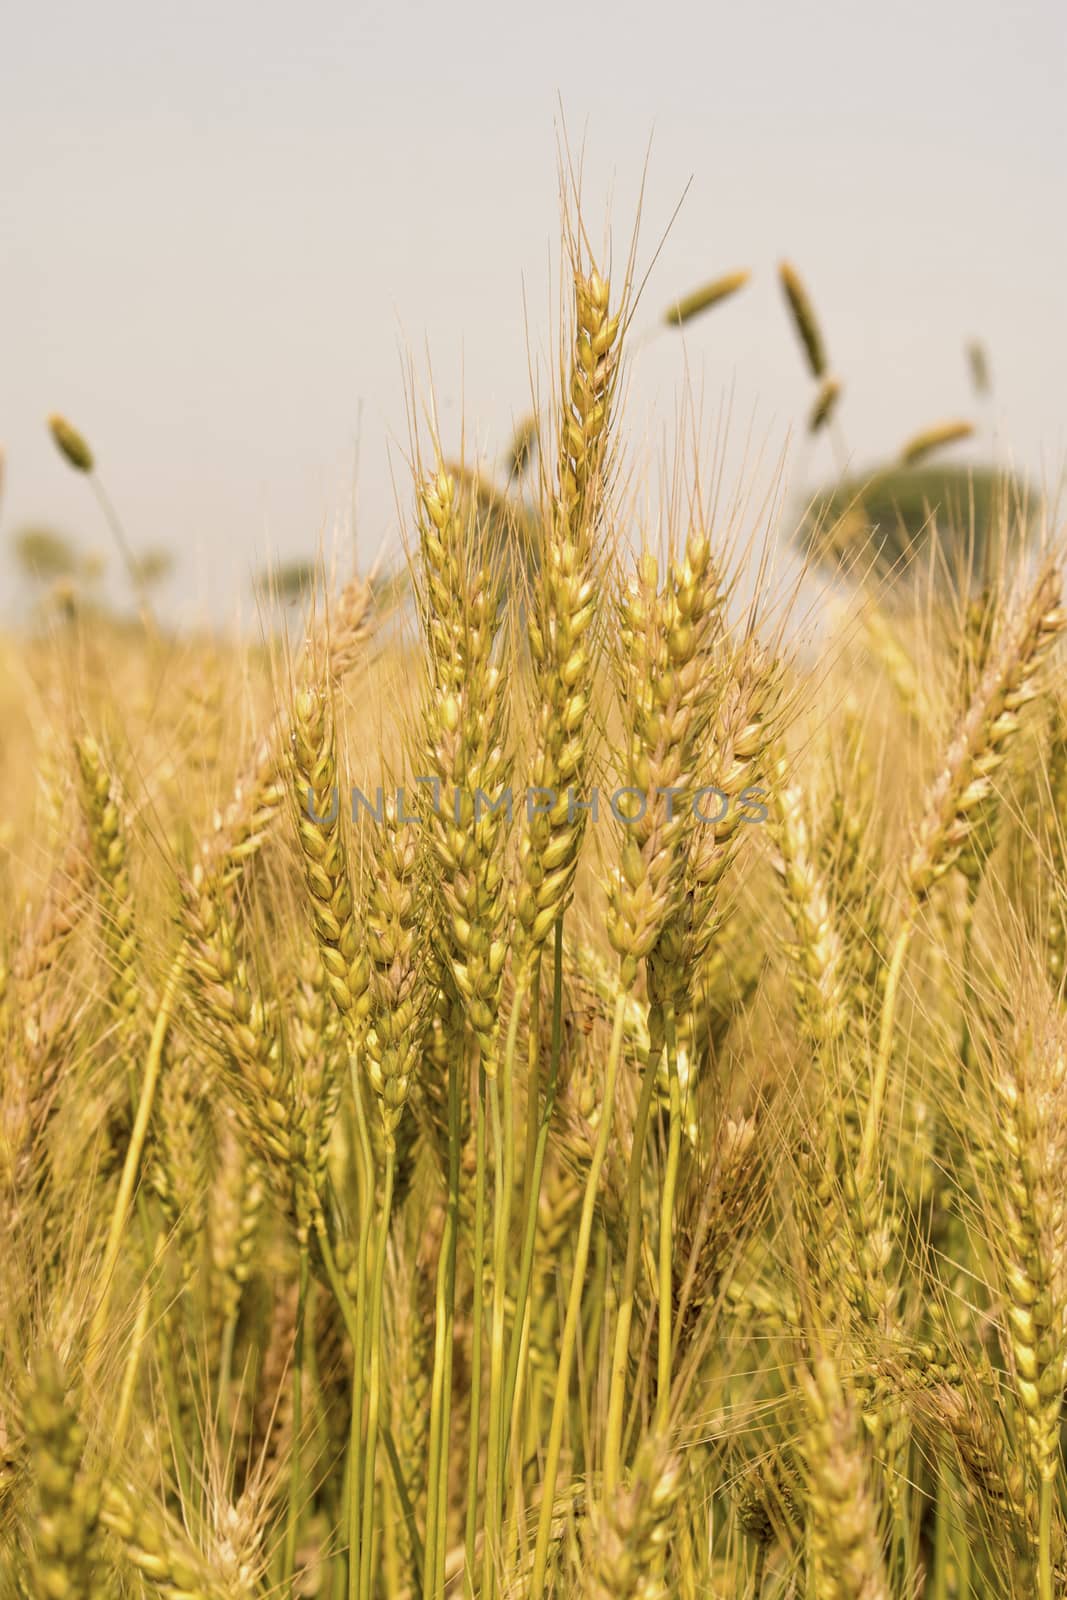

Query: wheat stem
left=656, top=1003, right=683, bottom=1431
left=528, top=990, right=628, bottom=1598
left=283, top=1244, right=310, bottom=1595
left=88, top=946, right=185, bottom=1365
left=359, top=1149, right=396, bottom=1600
left=501, top=921, right=565, bottom=1468
left=114, top=1231, right=165, bottom=1452
left=347, top=1053, right=375, bottom=1600
left=483, top=1066, right=511, bottom=1600
left=932, top=1467, right=951, bottom=1600
left=753, top=1541, right=768, bottom=1600
left=424, top=1052, right=461, bottom=1600
left=603, top=1024, right=663, bottom=1495
left=217, top=1307, right=239, bottom=1454
left=464, top=1066, right=487, bottom=1594
left=1039, top=1476, right=1053, bottom=1600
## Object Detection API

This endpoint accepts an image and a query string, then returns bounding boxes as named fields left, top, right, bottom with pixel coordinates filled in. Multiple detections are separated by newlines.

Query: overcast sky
left=2, top=0, right=1065, bottom=624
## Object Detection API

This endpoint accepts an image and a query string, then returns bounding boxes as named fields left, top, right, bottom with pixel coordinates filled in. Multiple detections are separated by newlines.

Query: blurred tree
left=12, top=526, right=83, bottom=581
left=132, top=547, right=175, bottom=589
left=255, top=559, right=317, bottom=604
left=800, top=464, right=1037, bottom=590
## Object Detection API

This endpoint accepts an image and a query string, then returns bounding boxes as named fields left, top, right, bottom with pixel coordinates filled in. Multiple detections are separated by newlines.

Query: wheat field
left=2, top=208, right=1066, bottom=1600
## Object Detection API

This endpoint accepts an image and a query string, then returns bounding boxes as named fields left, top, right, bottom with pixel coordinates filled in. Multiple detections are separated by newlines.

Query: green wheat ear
left=809, top=375, right=843, bottom=433
left=968, top=338, right=992, bottom=396
left=778, top=259, right=827, bottom=378
left=664, top=269, right=750, bottom=327
left=48, top=412, right=95, bottom=472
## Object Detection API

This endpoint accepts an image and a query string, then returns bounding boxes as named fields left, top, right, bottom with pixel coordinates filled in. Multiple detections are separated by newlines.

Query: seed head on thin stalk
left=912, top=1376, right=1040, bottom=1570
left=102, top=1477, right=241, bottom=1600
left=74, top=734, right=142, bottom=1045
left=362, top=792, right=432, bottom=1149
left=778, top=261, right=828, bottom=380
left=2, top=828, right=91, bottom=1207
left=899, top=419, right=975, bottom=467
left=47, top=411, right=154, bottom=626
left=859, top=557, right=1067, bottom=1198
left=981, top=982, right=1067, bottom=1490
left=584, top=1431, right=683, bottom=1600
left=24, top=1347, right=105, bottom=1600
left=180, top=872, right=312, bottom=1238
left=768, top=755, right=849, bottom=1054
left=289, top=945, right=346, bottom=1203
left=152, top=1051, right=211, bottom=1286
left=798, top=1351, right=891, bottom=1600
left=907, top=563, right=1067, bottom=905
left=670, top=1111, right=761, bottom=1346
left=210, top=1116, right=265, bottom=1328
left=1040, top=706, right=1067, bottom=988
left=649, top=637, right=780, bottom=1014
left=663, top=269, right=750, bottom=328
left=417, top=460, right=513, bottom=1070
left=863, top=607, right=933, bottom=730
left=288, top=657, right=371, bottom=1038
left=817, top=711, right=887, bottom=1022
left=606, top=526, right=726, bottom=992
left=517, top=257, right=623, bottom=962
left=196, top=572, right=373, bottom=896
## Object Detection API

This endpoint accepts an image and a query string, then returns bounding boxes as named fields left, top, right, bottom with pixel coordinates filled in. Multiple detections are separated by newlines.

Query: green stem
left=88, top=948, right=184, bottom=1364
left=283, top=1245, right=311, bottom=1594
left=752, top=1540, right=767, bottom=1600
left=334, top=1450, right=352, bottom=1600
left=603, top=1012, right=661, bottom=1495
left=501, top=925, right=563, bottom=1450
left=315, top=1216, right=425, bottom=1591
left=424, top=1047, right=462, bottom=1600
left=114, top=1232, right=165, bottom=1453
left=959, top=891, right=978, bottom=1082
left=381, top=1473, right=401, bottom=1600
left=527, top=991, right=628, bottom=1599
left=520, top=951, right=544, bottom=1228
left=465, top=1068, right=487, bottom=1595
left=217, top=1308, right=239, bottom=1456
left=933, top=1465, right=950, bottom=1600
left=348, top=1056, right=375, bottom=1600
left=656, top=1003, right=682, bottom=1431
left=1039, top=1475, right=1053, bottom=1600
left=130, top=1186, right=193, bottom=1509
left=359, top=1148, right=396, bottom=1600
left=483, top=1071, right=510, bottom=1600
left=381, top=1426, right=423, bottom=1590
left=955, top=1497, right=971, bottom=1599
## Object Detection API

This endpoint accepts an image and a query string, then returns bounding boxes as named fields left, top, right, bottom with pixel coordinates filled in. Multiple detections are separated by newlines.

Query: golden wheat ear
left=798, top=1352, right=892, bottom=1600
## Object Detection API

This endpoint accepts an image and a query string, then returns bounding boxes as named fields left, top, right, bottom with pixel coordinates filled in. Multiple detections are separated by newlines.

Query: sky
left=2, top=0, right=1065, bottom=625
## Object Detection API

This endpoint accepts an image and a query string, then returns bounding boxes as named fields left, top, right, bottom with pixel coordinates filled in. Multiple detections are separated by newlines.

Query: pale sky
left=2, top=0, right=1064, bottom=624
